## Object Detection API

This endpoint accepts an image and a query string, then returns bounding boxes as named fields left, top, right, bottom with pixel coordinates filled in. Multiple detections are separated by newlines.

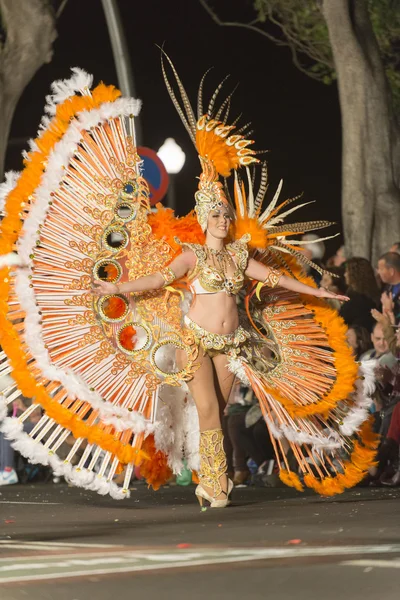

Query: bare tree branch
left=55, top=0, right=69, bottom=19
left=199, top=0, right=334, bottom=82
left=199, top=0, right=288, bottom=48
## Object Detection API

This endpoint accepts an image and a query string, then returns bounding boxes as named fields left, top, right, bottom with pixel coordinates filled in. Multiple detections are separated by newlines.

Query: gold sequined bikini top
left=177, top=236, right=250, bottom=296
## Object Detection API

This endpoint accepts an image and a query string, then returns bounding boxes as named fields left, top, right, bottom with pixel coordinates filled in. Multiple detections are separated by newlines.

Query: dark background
left=6, top=0, right=343, bottom=259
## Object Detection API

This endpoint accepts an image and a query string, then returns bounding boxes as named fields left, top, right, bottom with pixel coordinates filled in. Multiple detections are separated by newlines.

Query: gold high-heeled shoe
left=195, top=428, right=233, bottom=508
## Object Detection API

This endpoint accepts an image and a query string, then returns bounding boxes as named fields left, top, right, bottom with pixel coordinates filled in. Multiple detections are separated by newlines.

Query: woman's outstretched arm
left=245, top=258, right=349, bottom=302
left=91, top=251, right=195, bottom=296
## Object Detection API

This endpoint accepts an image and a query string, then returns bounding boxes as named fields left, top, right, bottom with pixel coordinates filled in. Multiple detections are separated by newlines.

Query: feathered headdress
left=161, top=51, right=337, bottom=271
left=161, top=51, right=258, bottom=231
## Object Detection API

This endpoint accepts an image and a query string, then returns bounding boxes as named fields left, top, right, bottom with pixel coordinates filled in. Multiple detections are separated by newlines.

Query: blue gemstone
left=124, top=183, right=134, bottom=194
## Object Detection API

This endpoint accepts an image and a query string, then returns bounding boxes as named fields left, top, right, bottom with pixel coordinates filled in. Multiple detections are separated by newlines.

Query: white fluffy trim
left=0, top=397, right=128, bottom=500
left=264, top=412, right=341, bottom=452
left=45, top=67, right=94, bottom=115
left=154, top=384, right=187, bottom=473
left=19, top=96, right=141, bottom=265
left=339, top=359, right=377, bottom=436
left=0, top=170, right=20, bottom=215
left=0, top=253, right=22, bottom=268
left=227, top=355, right=251, bottom=386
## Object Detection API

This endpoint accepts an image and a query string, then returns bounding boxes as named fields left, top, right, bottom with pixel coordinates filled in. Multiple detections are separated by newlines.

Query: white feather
left=259, top=179, right=283, bottom=224
left=0, top=171, right=20, bottom=215
left=266, top=201, right=315, bottom=227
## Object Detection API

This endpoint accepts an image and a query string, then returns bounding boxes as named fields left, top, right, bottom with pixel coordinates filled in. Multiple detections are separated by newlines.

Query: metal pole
left=101, top=0, right=142, bottom=145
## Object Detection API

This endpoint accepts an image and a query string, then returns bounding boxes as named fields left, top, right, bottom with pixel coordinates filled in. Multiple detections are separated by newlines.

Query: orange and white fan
left=0, top=69, right=200, bottom=498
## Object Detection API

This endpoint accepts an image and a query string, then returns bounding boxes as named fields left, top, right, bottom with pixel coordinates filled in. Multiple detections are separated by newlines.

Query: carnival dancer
left=0, top=59, right=378, bottom=506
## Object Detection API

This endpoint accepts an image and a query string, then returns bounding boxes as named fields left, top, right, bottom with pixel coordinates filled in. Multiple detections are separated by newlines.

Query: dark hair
left=348, top=325, right=373, bottom=360
left=391, top=242, right=400, bottom=251
left=345, top=257, right=380, bottom=305
left=379, top=252, right=400, bottom=273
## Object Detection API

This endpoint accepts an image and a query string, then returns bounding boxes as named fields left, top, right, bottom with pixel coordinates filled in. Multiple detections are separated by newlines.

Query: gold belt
left=184, top=316, right=250, bottom=356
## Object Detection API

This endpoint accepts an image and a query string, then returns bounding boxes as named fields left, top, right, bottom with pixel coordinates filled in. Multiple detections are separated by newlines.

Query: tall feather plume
left=222, top=97, right=232, bottom=125
left=197, top=68, right=212, bottom=120
left=254, top=162, right=269, bottom=213
left=268, top=248, right=296, bottom=277
left=266, top=195, right=307, bottom=226
left=259, top=179, right=284, bottom=224
left=231, top=112, right=242, bottom=128
left=272, top=240, right=327, bottom=276
left=215, top=83, right=238, bottom=121
left=235, top=121, right=252, bottom=136
left=159, top=50, right=196, bottom=145
left=245, top=167, right=255, bottom=217
left=267, top=220, right=334, bottom=235
left=207, top=75, right=230, bottom=119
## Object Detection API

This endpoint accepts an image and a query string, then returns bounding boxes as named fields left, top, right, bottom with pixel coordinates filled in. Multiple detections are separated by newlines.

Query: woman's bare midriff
left=187, top=292, right=239, bottom=334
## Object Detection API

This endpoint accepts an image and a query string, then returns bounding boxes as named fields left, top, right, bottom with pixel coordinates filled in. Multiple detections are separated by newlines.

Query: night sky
left=6, top=0, right=343, bottom=258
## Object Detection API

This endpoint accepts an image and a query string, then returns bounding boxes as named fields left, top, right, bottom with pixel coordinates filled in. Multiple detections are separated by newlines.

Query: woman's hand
left=91, top=280, right=119, bottom=296
left=316, top=287, right=349, bottom=302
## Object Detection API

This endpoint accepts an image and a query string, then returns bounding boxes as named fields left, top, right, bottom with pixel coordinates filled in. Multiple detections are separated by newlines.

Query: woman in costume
left=0, top=58, right=377, bottom=505
left=92, top=166, right=348, bottom=507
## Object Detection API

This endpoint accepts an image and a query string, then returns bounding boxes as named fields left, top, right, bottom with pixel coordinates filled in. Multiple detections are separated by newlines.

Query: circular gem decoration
left=116, top=321, right=152, bottom=355
left=124, top=182, right=135, bottom=194
left=93, top=259, right=122, bottom=283
left=98, top=294, right=129, bottom=322
left=150, top=340, right=190, bottom=377
left=102, top=226, right=129, bottom=251
left=115, top=202, right=137, bottom=222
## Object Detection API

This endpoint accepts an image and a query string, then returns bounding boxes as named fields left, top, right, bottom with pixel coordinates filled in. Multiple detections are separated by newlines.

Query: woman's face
left=206, top=207, right=232, bottom=239
left=346, top=328, right=358, bottom=352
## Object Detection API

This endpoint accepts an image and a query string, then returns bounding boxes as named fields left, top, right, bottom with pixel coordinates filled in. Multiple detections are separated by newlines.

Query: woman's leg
left=211, top=353, right=236, bottom=408
left=177, top=348, right=228, bottom=500
left=180, top=349, right=221, bottom=431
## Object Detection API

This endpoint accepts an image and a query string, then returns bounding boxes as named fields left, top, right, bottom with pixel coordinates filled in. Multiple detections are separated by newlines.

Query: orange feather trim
left=139, top=434, right=172, bottom=491
left=233, top=216, right=267, bottom=249
left=196, top=128, right=240, bottom=177
left=300, top=418, right=379, bottom=496
left=279, top=469, right=304, bottom=492
left=148, top=203, right=205, bottom=254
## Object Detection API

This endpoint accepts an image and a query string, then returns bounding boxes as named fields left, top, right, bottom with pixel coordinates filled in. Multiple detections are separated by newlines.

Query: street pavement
left=0, top=482, right=399, bottom=600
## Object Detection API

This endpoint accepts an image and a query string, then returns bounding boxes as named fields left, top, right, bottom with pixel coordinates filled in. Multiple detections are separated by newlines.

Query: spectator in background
left=320, top=266, right=347, bottom=311
left=326, top=244, right=346, bottom=268
left=390, top=242, right=400, bottom=254
left=367, top=323, right=400, bottom=487
left=346, top=325, right=373, bottom=360
left=339, top=257, right=381, bottom=332
left=360, top=321, right=396, bottom=365
left=376, top=252, right=400, bottom=323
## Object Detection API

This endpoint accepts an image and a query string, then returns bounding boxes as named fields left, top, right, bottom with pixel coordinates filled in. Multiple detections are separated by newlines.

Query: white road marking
left=0, top=544, right=399, bottom=583
left=343, top=559, right=400, bottom=569
left=0, top=541, right=120, bottom=549
left=0, top=501, right=61, bottom=505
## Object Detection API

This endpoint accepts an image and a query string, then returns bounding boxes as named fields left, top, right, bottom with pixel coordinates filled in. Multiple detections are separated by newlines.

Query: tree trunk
left=0, top=0, right=57, bottom=180
left=322, top=0, right=400, bottom=264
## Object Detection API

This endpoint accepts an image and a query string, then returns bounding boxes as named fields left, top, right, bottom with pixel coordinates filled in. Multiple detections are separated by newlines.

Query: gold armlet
left=264, top=267, right=281, bottom=289
left=159, top=266, right=176, bottom=287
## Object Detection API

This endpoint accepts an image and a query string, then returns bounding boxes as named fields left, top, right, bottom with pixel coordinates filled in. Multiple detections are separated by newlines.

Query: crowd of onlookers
left=1, top=239, right=400, bottom=490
